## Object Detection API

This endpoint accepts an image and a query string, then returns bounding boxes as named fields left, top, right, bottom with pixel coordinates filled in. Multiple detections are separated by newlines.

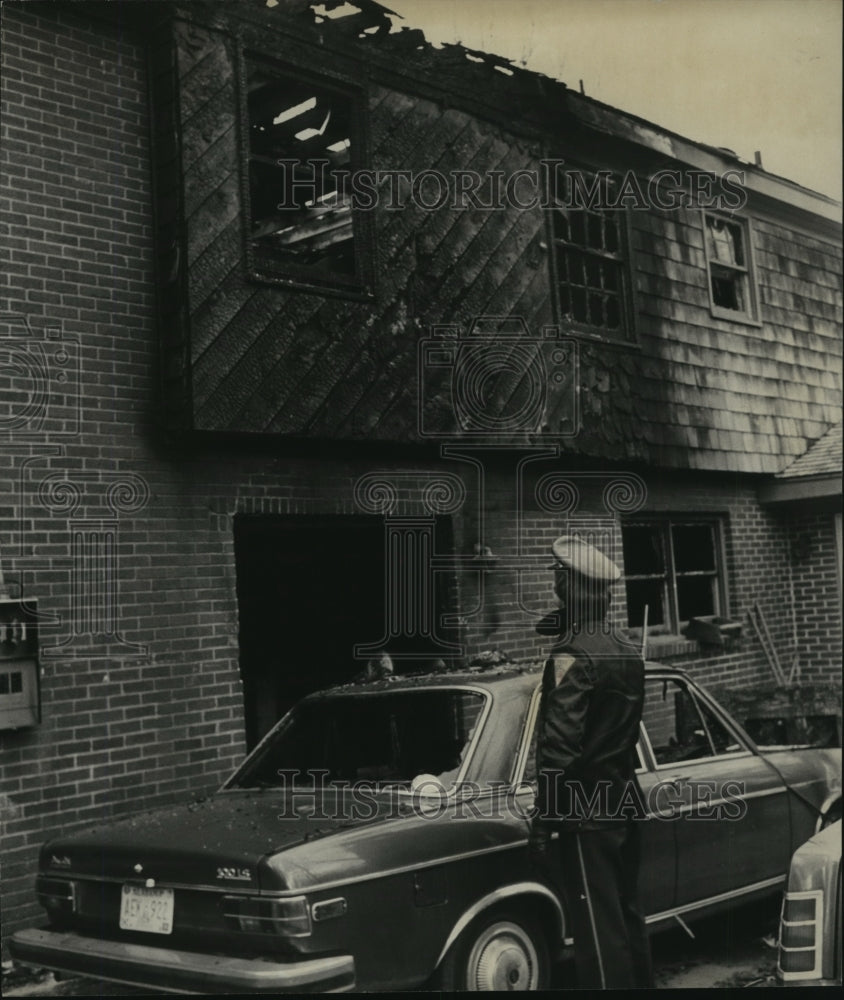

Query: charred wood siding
left=165, top=15, right=554, bottom=443
left=154, top=4, right=842, bottom=475
left=630, top=208, right=841, bottom=470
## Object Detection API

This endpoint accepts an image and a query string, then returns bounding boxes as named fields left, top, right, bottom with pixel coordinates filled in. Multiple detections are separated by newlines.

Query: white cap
left=547, top=535, right=621, bottom=582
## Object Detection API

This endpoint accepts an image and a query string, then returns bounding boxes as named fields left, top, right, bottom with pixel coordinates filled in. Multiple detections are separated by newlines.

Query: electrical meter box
left=0, top=598, right=40, bottom=729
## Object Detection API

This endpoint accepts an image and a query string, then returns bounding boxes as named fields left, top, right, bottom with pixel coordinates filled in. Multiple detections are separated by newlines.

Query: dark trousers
left=556, top=820, right=653, bottom=989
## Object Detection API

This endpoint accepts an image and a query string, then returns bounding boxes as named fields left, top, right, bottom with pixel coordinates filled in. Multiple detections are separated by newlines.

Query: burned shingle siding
left=146, top=1, right=842, bottom=475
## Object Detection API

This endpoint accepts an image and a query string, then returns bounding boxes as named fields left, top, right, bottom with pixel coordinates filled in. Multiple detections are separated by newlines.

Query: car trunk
left=37, top=790, right=399, bottom=952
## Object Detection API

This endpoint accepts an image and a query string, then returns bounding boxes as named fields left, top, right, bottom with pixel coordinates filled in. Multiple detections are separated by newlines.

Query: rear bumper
left=10, top=928, right=355, bottom=994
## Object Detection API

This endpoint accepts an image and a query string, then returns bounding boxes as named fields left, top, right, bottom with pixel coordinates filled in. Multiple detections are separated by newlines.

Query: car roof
left=306, top=661, right=687, bottom=698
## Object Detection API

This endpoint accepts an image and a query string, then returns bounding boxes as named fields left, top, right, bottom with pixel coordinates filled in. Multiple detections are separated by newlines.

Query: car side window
left=642, top=678, right=705, bottom=765
left=694, top=694, right=743, bottom=755
left=642, top=677, right=738, bottom=765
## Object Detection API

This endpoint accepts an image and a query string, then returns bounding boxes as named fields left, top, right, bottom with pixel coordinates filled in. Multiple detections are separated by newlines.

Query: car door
left=633, top=724, right=678, bottom=919
left=640, top=674, right=792, bottom=906
left=518, top=684, right=677, bottom=920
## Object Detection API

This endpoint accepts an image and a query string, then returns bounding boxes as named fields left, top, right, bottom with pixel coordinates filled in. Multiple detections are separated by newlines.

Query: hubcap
left=466, top=920, right=539, bottom=990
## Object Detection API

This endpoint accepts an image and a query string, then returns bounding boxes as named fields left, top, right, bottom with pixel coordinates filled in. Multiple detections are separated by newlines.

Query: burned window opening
left=622, top=518, right=724, bottom=634
left=704, top=213, right=757, bottom=320
left=244, top=55, right=371, bottom=293
left=550, top=188, right=633, bottom=342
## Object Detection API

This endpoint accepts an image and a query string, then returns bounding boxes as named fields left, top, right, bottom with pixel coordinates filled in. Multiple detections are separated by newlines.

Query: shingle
left=777, top=422, right=842, bottom=478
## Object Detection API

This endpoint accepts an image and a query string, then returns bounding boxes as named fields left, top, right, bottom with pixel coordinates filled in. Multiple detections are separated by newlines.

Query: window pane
left=585, top=212, right=603, bottom=251
left=672, top=524, right=716, bottom=572
left=569, top=211, right=587, bottom=246
left=711, top=267, right=747, bottom=311
left=603, top=213, right=619, bottom=252
left=553, top=183, right=628, bottom=337
left=623, top=525, right=664, bottom=575
left=677, top=576, right=716, bottom=621
left=626, top=579, right=666, bottom=629
left=247, top=60, right=356, bottom=277
left=606, top=296, right=621, bottom=329
left=566, top=248, right=587, bottom=286
left=572, top=288, right=588, bottom=322
left=235, top=690, right=485, bottom=790
left=642, top=678, right=713, bottom=765
left=706, top=216, right=744, bottom=266
left=695, top=697, right=742, bottom=754
left=585, top=256, right=602, bottom=288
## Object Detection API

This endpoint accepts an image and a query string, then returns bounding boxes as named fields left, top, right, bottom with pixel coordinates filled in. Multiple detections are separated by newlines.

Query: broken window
left=550, top=185, right=633, bottom=341
left=233, top=689, right=487, bottom=791
left=622, top=518, right=724, bottom=635
left=244, top=55, right=371, bottom=294
left=703, top=213, right=757, bottom=320
left=642, top=677, right=742, bottom=766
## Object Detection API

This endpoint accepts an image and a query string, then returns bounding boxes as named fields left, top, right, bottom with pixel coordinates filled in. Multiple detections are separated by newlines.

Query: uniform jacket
left=536, top=627, right=646, bottom=829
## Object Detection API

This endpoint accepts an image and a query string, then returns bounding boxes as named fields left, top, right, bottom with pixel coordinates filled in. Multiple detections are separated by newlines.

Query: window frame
left=621, top=516, right=729, bottom=637
left=237, top=48, right=376, bottom=300
left=701, top=210, right=761, bottom=325
left=640, top=674, right=751, bottom=772
left=546, top=165, right=638, bottom=346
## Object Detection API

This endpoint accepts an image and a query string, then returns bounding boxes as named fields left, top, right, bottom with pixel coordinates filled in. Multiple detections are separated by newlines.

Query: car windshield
left=233, top=688, right=487, bottom=791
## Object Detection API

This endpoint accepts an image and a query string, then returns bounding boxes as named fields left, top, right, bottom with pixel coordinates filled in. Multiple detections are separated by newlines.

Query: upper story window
left=702, top=212, right=759, bottom=323
left=244, top=55, right=373, bottom=297
left=622, top=517, right=726, bottom=635
left=549, top=175, right=635, bottom=343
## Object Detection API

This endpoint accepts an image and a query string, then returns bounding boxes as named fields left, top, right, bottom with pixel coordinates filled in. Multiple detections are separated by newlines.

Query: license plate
left=119, top=884, right=174, bottom=935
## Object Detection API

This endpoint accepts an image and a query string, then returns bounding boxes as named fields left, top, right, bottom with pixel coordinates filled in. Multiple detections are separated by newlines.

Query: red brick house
left=1, top=0, right=840, bottom=947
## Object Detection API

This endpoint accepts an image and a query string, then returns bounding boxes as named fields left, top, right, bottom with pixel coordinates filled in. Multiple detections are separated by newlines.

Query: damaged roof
left=255, top=0, right=839, bottom=218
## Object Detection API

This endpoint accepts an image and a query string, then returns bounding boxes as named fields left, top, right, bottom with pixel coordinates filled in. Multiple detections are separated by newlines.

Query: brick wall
left=786, top=511, right=842, bottom=683
left=458, top=464, right=795, bottom=693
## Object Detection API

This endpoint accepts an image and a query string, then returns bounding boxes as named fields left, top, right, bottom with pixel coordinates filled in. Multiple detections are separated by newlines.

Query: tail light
left=778, top=889, right=823, bottom=980
left=223, top=895, right=311, bottom=937
left=36, top=876, right=77, bottom=921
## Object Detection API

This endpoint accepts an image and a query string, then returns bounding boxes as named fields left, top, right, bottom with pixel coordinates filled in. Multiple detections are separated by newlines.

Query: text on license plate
left=119, top=884, right=174, bottom=934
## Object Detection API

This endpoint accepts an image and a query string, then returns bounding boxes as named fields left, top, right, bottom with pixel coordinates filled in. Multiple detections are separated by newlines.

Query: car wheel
left=435, top=906, right=550, bottom=991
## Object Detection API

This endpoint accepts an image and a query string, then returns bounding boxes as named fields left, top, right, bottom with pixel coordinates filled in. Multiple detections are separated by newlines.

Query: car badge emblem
left=133, top=863, right=143, bottom=874
left=50, top=855, right=71, bottom=868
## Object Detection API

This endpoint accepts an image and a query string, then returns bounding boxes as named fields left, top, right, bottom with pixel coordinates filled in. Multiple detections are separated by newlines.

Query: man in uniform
left=529, top=535, right=653, bottom=989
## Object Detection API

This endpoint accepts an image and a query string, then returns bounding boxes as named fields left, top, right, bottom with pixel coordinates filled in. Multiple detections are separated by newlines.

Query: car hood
left=40, top=789, right=408, bottom=891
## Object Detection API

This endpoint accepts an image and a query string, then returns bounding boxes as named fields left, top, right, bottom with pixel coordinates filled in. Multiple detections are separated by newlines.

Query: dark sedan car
left=11, top=665, right=842, bottom=992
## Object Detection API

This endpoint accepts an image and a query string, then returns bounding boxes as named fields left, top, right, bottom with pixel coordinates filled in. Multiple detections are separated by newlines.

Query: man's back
left=538, top=630, right=645, bottom=827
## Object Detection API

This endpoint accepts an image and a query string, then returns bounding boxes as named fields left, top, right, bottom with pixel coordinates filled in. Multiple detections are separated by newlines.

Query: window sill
left=639, top=635, right=700, bottom=660
left=707, top=305, right=762, bottom=328
left=559, top=322, right=641, bottom=349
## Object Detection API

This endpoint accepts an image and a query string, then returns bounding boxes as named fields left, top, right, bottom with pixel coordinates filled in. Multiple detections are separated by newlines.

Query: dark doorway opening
left=233, top=514, right=457, bottom=750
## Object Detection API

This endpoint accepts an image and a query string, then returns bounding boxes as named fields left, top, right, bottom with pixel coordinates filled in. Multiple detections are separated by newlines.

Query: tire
left=435, top=906, right=551, bottom=991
